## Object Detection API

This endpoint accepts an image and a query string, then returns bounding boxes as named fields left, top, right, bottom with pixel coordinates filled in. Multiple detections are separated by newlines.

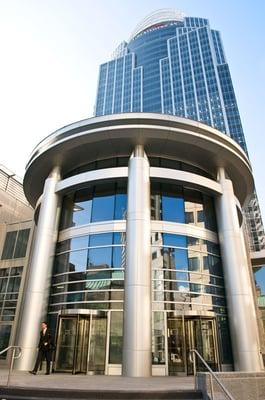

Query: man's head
left=41, top=321, right=47, bottom=330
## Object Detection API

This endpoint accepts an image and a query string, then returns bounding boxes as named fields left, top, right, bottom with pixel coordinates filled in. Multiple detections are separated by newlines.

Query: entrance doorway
left=167, top=316, right=219, bottom=375
left=54, top=311, right=107, bottom=374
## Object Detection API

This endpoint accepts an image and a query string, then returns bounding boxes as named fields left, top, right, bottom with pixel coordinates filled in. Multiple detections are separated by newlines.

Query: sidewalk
left=0, top=370, right=195, bottom=391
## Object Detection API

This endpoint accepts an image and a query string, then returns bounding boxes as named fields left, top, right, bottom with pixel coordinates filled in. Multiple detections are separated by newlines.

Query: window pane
left=0, top=325, right=11, bottom=359
left=1, top=231, right=17, bottom=260
left=88, top=247, right=112, bottom=269
left=254, top=266, right=265, bottom=296
left=188, top=256, right=200, bottom=271
left=112, top=246, right=125, bottom=268
left=73, top=188, right=93, bottom=226
left=7, top=277, right=21, bottom=293
left=70, top=236, right=89, bottom=251
left=91, top=184, right=115, bottom=222
left=56, top=240, right=71, bottom=254
left=203, top=194, right=217, bottom=231
left=69, top=250, right=88, bottom=273
left=208, top=255, right=223, bottom=276
left=10, top=267, right=23, bottom=276
left=161, top=184, right=184, bottom=223
left=59, top=194, right=75, bottom=229
left=163, top=234, right=187, bottom=248
left=184, top=188, right=204, bottom=228
left=152, top=311, right=165, bottom=364
left=0, top=278, right=8, bottom=293
left=162, top=196, right=185, bottom=223
left=14, top=229, right=30, bottom=258
left=114, top=194, right=127, bottom=219
left=113, top=232, right=125, bottom=245
left=89, top=233, right=113, bottom=247
left=97, top=158, right=116, bottom=169
left=54, top=253, right=70, bottom=274
left=174, top=249, right=189, bottom=270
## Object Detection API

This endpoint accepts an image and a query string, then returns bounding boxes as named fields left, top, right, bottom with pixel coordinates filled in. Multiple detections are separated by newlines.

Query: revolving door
left=167, top=316, right=220, bottom=375
left=54, top=310, right=107, bottom=374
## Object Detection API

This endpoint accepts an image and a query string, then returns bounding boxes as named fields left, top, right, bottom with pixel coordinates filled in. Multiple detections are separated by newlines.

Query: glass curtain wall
left=60, top=182, right=127, bottom=229
left=151, top=182, right=217, bottom=231
left=49, top=177, right=233, bottom=371
left=50, top=232, right=126, bottom=314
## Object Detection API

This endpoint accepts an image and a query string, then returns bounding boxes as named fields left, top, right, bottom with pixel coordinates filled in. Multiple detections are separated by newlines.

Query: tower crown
left=129, top=8, right=185, bottom=40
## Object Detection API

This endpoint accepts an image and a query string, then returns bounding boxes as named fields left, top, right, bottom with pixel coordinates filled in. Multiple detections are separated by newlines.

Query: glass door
left=54, top=317, right=78, bottom=372
left=87, top=315, right=107, bottom=374
left=74, top=316, right=90, bottom=374
left=167, top=316, right=220, bottom=375
left=200, top=319, right=219, bottom=370
left=186, top=318, right=219, bottom=374
left=167, top=317, right=186, bottom=375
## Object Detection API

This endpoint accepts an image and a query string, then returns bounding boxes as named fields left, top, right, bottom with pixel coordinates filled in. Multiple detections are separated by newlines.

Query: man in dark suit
left=29, top=321, right=54, bottom=375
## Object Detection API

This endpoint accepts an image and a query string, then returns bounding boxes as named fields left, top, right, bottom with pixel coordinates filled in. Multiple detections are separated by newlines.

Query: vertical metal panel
left=15, top=166, right=61, bottom=370
left=215, top=167, right=262, bottom=371
left=122, top=145, right=152, bottom=377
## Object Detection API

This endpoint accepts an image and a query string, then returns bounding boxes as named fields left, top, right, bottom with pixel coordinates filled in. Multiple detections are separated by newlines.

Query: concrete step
left=0, top=386, right=203, bottom=400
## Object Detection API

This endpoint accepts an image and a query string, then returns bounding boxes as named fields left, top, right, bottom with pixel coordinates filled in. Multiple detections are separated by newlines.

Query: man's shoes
left=29, top=371, right=36, bottom=375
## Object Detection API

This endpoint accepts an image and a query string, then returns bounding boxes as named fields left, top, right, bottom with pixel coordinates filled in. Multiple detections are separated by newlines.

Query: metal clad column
left=122, top=145, right=152, bottom=377
left=215, top=167, right=262, bottom=371
left=15, top=167, right=61, bottom=370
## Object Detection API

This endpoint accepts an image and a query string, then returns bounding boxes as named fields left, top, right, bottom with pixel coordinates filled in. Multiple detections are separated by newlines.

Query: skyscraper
left=95, top=9, right=265, bottom=252
left=13, top=9, right=264, bottom=377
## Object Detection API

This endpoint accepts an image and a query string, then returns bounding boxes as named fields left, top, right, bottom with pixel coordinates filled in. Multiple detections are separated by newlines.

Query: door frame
left=166, top=311, right=220, bottom=376
left=54, top=309, right=107, bottom=374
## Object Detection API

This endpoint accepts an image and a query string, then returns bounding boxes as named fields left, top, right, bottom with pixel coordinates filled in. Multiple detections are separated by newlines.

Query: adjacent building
left=0, top=165, right=33, bottom=363
left=8, top=9, right=265, bottom=376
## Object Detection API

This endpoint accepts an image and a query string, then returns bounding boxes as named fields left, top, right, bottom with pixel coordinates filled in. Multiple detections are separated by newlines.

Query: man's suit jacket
left=38, top=329, right=54, bottom=352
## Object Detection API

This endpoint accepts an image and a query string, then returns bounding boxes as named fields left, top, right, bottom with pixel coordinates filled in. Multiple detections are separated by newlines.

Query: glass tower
left=95, top=9, right=265, bottom=252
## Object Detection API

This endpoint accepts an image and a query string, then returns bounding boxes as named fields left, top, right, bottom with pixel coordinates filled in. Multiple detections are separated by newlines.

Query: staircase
left=0, top=386, right=203, bottom=400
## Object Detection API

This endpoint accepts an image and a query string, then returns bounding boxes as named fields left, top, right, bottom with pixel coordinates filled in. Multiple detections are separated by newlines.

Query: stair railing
left=0, top=346, right=22, bottom=387
left=189, top=348, right=235, bottom=400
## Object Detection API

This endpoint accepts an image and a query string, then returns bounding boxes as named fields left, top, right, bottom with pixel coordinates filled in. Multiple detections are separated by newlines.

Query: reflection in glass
left=59, top=181, right=127, bottom=230
left=162, top=184, right=185, bottom=223
left=91, top=183, right=115, bottom=222
left=89, top=233, right=113, bottom=247
left=55, top=318, right=77, bottom=371
left=69, top=250, right=88, bottom=272
left=150, top=184, right=217, bottom=232
left=88, top=247, right=112, bottom=269
left=51, top=234, right=125, bottom=310
left=109, top=311, right=123, bottom=364
left=152, top=311, right=165, bottom=364
left=152, top=233, right=226, bottom=317
left=88, top=316, right=107, bottom=373
left=73, top=188, right=93, bottom=226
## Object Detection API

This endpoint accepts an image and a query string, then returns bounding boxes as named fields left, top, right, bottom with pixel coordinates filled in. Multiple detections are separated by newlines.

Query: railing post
left=0, top=346, right=22, bottom=388
left=7, top=347, right=15, bottom=387
left=190, top=349, right=235, bottom=400
left=192, top=351, right=197, bottom=389
left=209, top=373, right=214, bottom=400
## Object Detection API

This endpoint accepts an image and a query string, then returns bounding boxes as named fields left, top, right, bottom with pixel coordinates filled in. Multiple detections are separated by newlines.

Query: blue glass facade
left=95, top=17, right=246, bottom=149
left=94, top=12, right=265, bottom=252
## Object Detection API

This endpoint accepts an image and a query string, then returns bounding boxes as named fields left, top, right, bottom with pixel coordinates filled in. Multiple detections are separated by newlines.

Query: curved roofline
left=129, top=9, right=185, bottom=41
left=23, top=113, right=253, bottom=207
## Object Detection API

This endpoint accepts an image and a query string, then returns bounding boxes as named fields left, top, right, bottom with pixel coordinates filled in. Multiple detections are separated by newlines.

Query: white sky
left=0, top=0, right=264, bottom=219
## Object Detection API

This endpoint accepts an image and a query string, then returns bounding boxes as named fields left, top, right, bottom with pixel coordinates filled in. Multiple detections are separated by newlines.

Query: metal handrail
left=189, top=349, right=235, bottom=400
left=0, top=346, right=22, bottom=387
